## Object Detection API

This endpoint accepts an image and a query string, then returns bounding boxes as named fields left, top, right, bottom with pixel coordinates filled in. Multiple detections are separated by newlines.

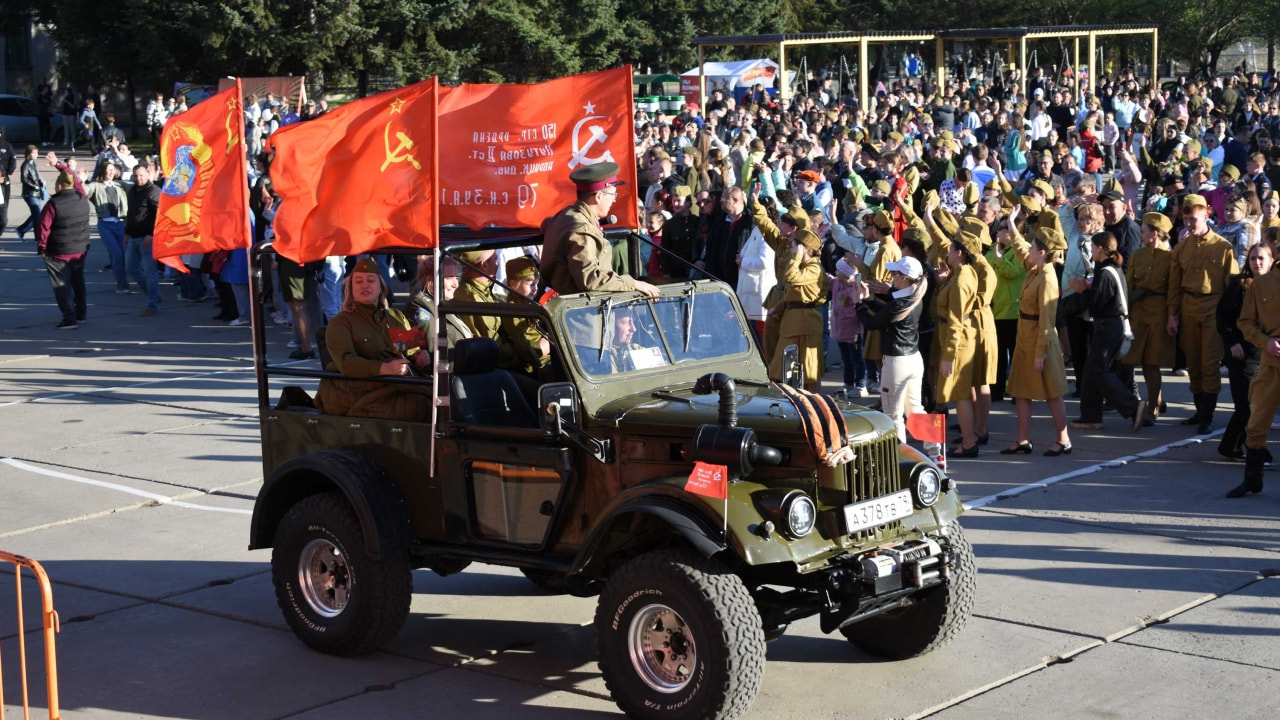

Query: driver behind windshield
left=608, top=308, right=648, bottom=372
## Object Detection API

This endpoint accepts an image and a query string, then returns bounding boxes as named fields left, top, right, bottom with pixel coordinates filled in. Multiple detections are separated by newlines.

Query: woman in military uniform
left=1003, top=227, right=1073, bottom=457
left=316, top=257, right=433, bottom=421
left=935, top=230, right=982, bottom=457
left=964, top=216, right=998, bottom=446
left=501, top=256, right=553, bottom=380
left=1123, top=213, right=1175, bottom=425
left=769, top=227, right=829, bottom=392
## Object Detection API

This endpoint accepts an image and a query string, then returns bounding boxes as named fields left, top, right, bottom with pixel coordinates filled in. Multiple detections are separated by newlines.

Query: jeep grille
left=845, top=433, right=906, bottom=542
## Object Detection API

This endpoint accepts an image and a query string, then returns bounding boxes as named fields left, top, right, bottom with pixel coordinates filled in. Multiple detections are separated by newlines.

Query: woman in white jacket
left=736, top=204, right=776, bottom=342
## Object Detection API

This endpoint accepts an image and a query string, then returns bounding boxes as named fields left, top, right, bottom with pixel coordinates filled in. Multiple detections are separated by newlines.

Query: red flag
left=436, top=67, right=638, bottom=230
left=153, top=80, right=250, bottom=272
left=685, top=461, right=728, bottom=500
left=268, top=78, right=439, bottom=264
left=906, top=413, right=946, bottom=444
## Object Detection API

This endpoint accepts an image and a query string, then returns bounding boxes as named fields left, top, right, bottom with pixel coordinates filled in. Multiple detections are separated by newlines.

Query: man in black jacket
left=124, top=163, right=163, bottom=316
left=0, top=126, right=16, bottom=236
left=1101, top=185, right=1142, bottom=266
left=36, top=172, right=92, bottom=328
left=855, top=255, right=927, bottom=443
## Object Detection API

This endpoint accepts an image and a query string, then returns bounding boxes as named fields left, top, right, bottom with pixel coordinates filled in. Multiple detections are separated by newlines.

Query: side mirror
left=782, top=344, right=803, bottom=389
left=538, top=382, right=579, bottom=437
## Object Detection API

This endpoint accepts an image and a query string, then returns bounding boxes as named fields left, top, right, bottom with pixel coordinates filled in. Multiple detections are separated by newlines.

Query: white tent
left=679, top=59, right=791, bottom=105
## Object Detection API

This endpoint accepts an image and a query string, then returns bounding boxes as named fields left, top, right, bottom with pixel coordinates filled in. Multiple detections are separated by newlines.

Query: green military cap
left=888, top=131, right=905, bottom=142
left=935, top=206, right=959, bottom=237
left=960, top=216, right=990, bottom=247
left=851, top=129, right=866, bottom=142
left=1019, top=194, right=1043, bottom=215
left=351, top=256, right=381, bottom=275
left=1185, top=138, right=1202, bottom=154
left=1195, top=157, right=1214, bottom=175
left=681, top=146, right=700, bottom=161
left=903, top=166, right=920, bottom=193
left=1182, top=193, right=1208, bottom=210
left=673, top=185, right=693, bottom=198
left=781, top=206, right=810, bottom=230
left=459, top=249, right=494, bottom=264
left=870, top=209, right=894, bottom=235
left=1142, top=212, right=1173, bottom=234
left=941, top=130, right=955, bottom=143
left=570, top=161, right=626, bottom=192
left=963, top=182, right=981, bottom=206
left=1031, top=179, right=1055, bottom=201
left=794, top=228, right=823, bottom=252
left=902, top=227, right=929, bottom=248
left=1032, top=225, right=1068, bottom=253
left=872, top=179, right=891, bottom=196
left=1219, top=164, right=1241, bottom=182
left=505, top=255, right=538, bottom=280
left=956, top=230, right=983, bottom=256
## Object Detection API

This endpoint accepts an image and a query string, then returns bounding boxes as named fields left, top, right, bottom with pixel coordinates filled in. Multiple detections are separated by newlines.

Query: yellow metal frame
left=0, top=551, right=62, bottom=720
left=693, top=26, right=1158, bottom=110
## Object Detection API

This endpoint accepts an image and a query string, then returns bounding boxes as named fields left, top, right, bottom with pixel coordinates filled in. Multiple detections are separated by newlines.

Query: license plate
left=843, top=490, right=913, bottom=533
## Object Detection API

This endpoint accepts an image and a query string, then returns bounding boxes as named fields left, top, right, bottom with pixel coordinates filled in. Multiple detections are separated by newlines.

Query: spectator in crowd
left=35, top=171, right=91, bottom=329
left=124, top=162, right=163, bottom=317
left=15, top=145, right=44, bottom=242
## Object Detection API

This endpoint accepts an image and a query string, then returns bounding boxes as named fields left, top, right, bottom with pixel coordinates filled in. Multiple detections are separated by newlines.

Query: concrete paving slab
left=469, top=613, right=1092, bottom=720
left=0, top=346, right=246, bottom=395
left=2, top=602, right=445, bottom=720
left=1119, top=577, right=1280, bottom=671
left=982, top=442, right=1280, bottom=553
left=0, top=501, right=260, bottom=601
left=291, top=666, right=621, bottom=720
left=0, top=571, right=142, bottom=640
left=926, top=639, right=1280, bottom=720
left=962, top=509, right=1276, bottom=639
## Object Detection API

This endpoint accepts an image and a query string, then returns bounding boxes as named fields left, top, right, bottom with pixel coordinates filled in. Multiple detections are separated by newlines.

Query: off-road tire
left=840, top=521, right=976, bottom=659
left=594, top=549, right=766, bottom=720
left=521, top=568, right=570, bottom=594
left=271, top=492, right=412, bottom=656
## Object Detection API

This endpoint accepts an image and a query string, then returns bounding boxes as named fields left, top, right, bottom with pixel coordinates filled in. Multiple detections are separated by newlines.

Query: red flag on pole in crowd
left=906, top=413, right=946, bottom=444
left=152, top=79, right=250, bottom=272
left=436, top=66, right=638, bottom=230
left=268, top=77, right=439, bottom=264
left=685, top=461, right=729, bottom=500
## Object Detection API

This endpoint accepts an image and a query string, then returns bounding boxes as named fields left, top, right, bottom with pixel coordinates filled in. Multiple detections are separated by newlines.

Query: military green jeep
left=248, top=237, right=974, bottom=720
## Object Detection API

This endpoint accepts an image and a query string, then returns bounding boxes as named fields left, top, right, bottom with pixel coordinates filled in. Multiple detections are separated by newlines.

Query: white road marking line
left=1, top=457, right=253, bottom=515
left=963, top=429, right=1226, bottom=511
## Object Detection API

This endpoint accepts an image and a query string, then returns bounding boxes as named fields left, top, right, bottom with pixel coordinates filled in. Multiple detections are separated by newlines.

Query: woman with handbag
left=1068, top=231, right=1147, bottom=431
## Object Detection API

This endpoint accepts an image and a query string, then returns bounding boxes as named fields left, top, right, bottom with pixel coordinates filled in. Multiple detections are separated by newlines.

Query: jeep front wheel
left=594, top=549, right=766, bottom=720
left=840, top=521, right=977, bottom=659
left=271, top=492, right=412, bottom=656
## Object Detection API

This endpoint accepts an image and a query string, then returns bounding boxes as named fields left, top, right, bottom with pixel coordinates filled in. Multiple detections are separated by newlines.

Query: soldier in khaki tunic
left=540, top=161, right=660, bottom=298
left=751, top=200, right=808, bottom=363
left=769, top=228, right=830, bottom=392
left=1233, top=258, right=1280, bottom=497
left=455, top=249, right=503, bottom=342
left=1167, top=194, right=1240, bottom=434
left=1124, top=213, right=1175, bottom=425
left=936, top=230, right=982, bottom=457
left=1003, top=226, right=1073, bottom=457
left=963, top=216, right=998, bottom=445
left=500, top=256, right=551, bottom=379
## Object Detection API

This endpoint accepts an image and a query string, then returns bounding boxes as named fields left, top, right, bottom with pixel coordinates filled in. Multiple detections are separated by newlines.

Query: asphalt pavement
left=1, top=158, right=1277, bottom=719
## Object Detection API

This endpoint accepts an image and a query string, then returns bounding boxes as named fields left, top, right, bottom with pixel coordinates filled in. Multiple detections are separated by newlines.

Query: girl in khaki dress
left=936, top=230, right=983, bottom=457
left=1123, top=213, right=1175, bottom=425
left=1003, top=227, right=1073, bottom=457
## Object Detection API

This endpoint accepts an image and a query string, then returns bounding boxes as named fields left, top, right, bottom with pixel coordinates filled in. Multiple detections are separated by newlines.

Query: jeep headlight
left=781, top=492, right=816, bottom=538
left=913, top=467, right=942, bottom=508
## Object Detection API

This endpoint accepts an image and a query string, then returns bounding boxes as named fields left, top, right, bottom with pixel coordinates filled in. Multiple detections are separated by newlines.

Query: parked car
left=0, top=94, right=40, bottom=144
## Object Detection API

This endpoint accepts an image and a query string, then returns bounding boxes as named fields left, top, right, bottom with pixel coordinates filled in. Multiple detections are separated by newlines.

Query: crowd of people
left=631, top=64, right=1280, bottom=498
left=4, top=61, right=1280, bottom=498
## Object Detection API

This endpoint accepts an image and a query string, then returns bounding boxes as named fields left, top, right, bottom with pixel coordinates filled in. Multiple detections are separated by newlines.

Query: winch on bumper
left=816, top=535, right=950, bottom=633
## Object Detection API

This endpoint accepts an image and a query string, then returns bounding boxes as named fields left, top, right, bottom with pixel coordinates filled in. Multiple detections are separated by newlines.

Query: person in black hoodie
left=855, top=254, right=927, bottom=444
left=1217, top=243, right=1274, bottom=460
left=1068, top=231, right=1147, bottom=430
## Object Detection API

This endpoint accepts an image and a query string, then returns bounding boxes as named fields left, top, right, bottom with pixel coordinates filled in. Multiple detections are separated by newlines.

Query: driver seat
left=451, top=338, right=538, bottom=427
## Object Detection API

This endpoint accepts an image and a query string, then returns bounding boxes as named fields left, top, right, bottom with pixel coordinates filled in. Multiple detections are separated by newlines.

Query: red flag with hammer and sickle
left=436, top=66, right=638, bottom=231
left=268, top=78, right=439, bottom=264
left=152, top=80, right=250, bottom=271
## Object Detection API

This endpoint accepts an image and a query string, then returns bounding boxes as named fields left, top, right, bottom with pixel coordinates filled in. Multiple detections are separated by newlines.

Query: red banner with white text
left=437, top=66, right=638, bottom=230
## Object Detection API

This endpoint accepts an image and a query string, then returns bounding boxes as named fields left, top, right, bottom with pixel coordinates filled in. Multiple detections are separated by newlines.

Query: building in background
left=1, top=15, right=58, bottom=97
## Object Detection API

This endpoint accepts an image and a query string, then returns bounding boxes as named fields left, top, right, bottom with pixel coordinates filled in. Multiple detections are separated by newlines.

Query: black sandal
left=1043, top=443, right=1073, bottom=457
left=951, top=444, right=980, bottom=458
left=1000, top=442, right=1033, bottom=455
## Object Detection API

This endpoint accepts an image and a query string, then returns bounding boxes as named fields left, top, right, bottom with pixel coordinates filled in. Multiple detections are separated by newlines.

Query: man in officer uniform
left=1168, top=194, right=1239, bottom=434
left=541, top=161, right=660, bottom=298
left=1234, top=260, right=1280, bottom=497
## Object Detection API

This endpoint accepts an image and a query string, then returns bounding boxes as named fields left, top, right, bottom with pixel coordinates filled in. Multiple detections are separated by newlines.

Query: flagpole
left=428, top=78, right=441, bottom=476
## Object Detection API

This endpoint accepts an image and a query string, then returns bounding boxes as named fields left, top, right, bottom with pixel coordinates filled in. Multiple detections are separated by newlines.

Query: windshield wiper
left=682, top=288, right=695, bottom=352
left=598, top=296, right=615, bottom=363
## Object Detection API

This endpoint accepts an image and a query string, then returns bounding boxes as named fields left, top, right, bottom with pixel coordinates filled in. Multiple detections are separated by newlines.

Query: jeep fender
left=569, top=492, right=727, bottom=576
left=248, top=450, right=414, bottom=561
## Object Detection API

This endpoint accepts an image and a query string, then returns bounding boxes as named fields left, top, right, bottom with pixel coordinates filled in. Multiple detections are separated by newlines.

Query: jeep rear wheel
left=271, top=492, right=412, bottom=656
left=594, top=549, right=765, bottom=720
left=840, top=521, right=976, bottom=659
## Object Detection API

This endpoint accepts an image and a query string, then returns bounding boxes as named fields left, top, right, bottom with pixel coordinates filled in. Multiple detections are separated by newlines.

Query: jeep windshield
left=562, top=288, right=754, bottom=379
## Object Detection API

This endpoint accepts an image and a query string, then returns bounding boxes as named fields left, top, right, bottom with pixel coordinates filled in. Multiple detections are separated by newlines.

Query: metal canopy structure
left=693, top=25, right=1158, bottom=109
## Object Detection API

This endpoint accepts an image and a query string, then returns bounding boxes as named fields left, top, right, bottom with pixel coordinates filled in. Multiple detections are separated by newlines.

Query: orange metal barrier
left=0, top=551, right=61, bottom=720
